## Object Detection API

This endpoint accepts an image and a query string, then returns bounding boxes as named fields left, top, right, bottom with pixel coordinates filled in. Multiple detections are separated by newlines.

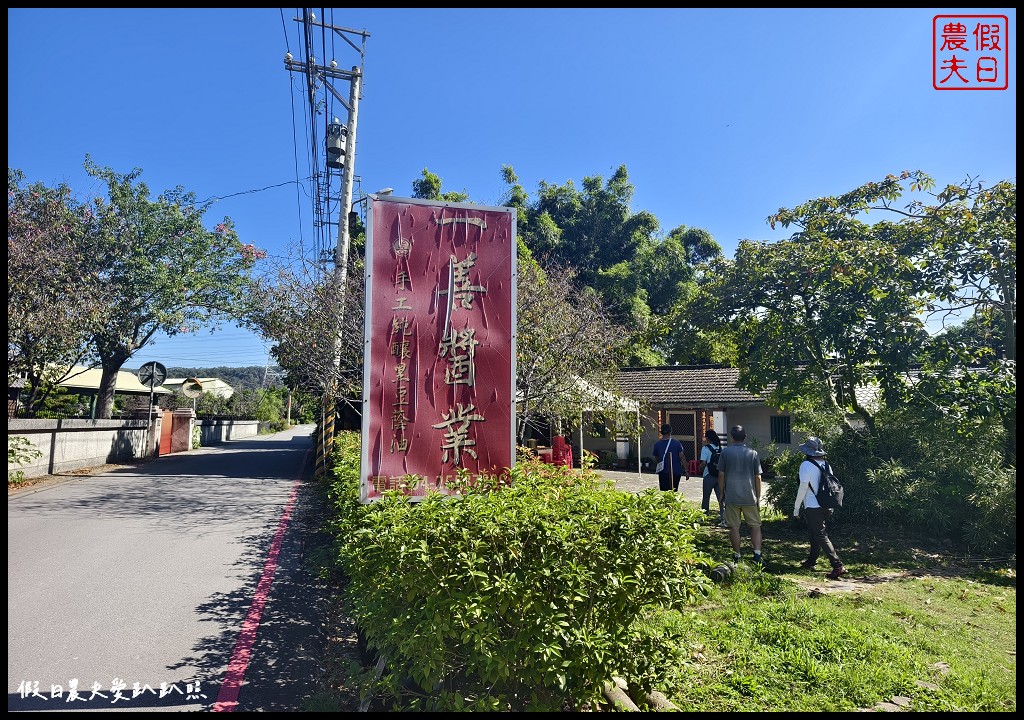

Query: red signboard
left=360, top=196, right=516, bottom=502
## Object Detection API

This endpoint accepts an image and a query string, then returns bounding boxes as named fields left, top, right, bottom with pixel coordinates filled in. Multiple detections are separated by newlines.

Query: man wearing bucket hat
left=792, top=436, right=847, bottom=579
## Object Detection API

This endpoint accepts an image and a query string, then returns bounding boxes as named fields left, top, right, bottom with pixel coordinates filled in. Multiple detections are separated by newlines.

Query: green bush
left=326, top=433, right=714, bottom=711
left=8, top=436, right=43, bottom=485
left=762, top=410, right=1015, bottom=556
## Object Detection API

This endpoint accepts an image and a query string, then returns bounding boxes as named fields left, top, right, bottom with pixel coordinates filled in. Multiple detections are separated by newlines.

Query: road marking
left=213, top=447, right=311, bottom=712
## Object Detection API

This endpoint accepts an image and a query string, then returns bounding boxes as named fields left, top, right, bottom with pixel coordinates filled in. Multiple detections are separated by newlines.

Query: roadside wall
left=197, top=419, right=260, bottom=446
left=7, top=418, right=154, bottom=479
left=8, top=417, right=261, bottom=480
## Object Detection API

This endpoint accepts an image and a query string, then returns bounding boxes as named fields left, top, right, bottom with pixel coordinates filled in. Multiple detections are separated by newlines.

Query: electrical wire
left=199, top=178, right=312, bottom=205
left=279, top=7, right=290, bottom=54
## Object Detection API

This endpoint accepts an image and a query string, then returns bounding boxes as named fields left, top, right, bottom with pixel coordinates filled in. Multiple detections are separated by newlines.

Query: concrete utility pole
left=283, top=16, right=369, bottom=291
left=283, top=13, right=370, bottom=476
left=334, top=66, right=361, bottom=309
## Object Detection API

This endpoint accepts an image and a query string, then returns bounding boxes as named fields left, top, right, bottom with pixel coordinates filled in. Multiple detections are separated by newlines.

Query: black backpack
left=705, top=444, right=721, bottom=476
left=810, top=459, right=844, bottom=509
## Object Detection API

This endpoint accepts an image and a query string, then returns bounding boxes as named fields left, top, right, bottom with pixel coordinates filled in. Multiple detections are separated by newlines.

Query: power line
left=199, top=177, right=311, bottom=205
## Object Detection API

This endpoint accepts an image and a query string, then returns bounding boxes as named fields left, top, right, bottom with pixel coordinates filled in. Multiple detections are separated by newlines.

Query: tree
left=515, top=256, right=632, bottom=443
left=7, top=168, right=107, bottom=413
left=501, top=164, right=721, bottom=366
left=739, top=171, right=1015, bottom=448
left=79, top=157, right=265, bottom=418
left=411, top=168, right=470, bottom=203
left=718, top=173, right=941, bottom=436
left=245, top=250, right=364, bottom=408
left=526, top=165, right=660, bottom=295
left=622, top=224, right=727, bottom=365
left=871, top=175, right=1015, bottom=460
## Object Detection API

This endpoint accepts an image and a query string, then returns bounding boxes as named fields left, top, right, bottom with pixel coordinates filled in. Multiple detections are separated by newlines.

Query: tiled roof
left=58, top=366, right=173, bottom=394
left=615, top=365, right=769, bottom=408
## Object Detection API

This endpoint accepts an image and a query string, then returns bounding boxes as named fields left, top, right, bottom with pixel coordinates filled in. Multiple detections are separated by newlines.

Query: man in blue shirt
left=652, top=423, right=685, bottom=492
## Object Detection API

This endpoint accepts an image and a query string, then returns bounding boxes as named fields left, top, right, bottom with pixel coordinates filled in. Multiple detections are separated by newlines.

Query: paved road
left=7, top=425, right=328, bottom=713
left=594, top=467, right=776, bottom=514
left=6, top=444, right=755, bottom=713
left=594, top=467, right=715, bottom=505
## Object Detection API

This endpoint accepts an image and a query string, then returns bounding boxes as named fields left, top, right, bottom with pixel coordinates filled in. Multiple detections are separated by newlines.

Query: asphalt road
left=6, top=444, right=749, bottom=713
left=594, top=467, right=720, bottom=505
left=7, top=424, right=328, bottom=713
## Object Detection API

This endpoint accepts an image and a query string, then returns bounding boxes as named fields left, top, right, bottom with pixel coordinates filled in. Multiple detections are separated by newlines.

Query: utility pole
left=283, top=12, right=369, bottom=476
left=334, top=65, right=361, bottom=321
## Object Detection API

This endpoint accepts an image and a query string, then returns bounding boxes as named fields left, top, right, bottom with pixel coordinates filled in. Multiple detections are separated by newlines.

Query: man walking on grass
left=717, top=425, right=764, bottom=566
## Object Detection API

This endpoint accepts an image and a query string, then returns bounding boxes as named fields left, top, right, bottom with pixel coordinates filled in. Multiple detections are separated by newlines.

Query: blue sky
left=8, top=8, right=1017, bottom=368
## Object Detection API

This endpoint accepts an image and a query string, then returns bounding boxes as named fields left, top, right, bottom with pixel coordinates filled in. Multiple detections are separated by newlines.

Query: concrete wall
left=718, top=407, right=805, bottom=455
left=196, top=419, right=259, bottom=446
left=8, top=418, right=154, bottom=479
left=8, top=417, right=261, bottom=481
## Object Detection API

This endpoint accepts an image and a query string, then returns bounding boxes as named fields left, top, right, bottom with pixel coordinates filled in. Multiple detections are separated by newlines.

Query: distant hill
left=122, top=365, right=285, bottom=392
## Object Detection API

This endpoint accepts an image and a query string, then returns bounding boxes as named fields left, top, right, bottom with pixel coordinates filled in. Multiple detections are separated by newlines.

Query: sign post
left=137, top=361, right=167, bottom=456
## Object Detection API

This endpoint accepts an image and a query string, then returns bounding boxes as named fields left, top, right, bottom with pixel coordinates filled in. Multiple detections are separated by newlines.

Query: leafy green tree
left=79, top=156, right=265, bottom=418
left=515, top=257, right=632, bottom=443
left=527, top=166, right=659, bottom=294
left=194, top=391, right=232, bottom=417
left=501, top=164, right=721, bottom=366
left=411, top=168, right=470, bottom=203
left=288, top=388, right=318, bottom=424
left=624, top=224, right=728, bottom=365
left=877, top=176, right=1014, bottom=460
left=253, top=387, right=285, bottom=424
left=740, top=171, right=1014, bottom=449
left=721, top=172, right=940, bottom=436
left=7, top=168, right=107, bottom=412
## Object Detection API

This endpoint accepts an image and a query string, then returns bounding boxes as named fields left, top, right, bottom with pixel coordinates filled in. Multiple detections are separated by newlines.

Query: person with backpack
left=652, top=423, right=686, bottom=492
left=699, top=429, right=726, bottom=527
left=792, top=436, right=848, bottom=579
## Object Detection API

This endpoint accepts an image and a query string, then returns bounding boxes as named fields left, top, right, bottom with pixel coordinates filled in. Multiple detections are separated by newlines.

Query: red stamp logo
left=934, top=15, right=1009, bottom=90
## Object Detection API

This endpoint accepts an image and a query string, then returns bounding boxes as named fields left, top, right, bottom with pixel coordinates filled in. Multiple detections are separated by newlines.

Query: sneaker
left=827, top=565, right=848, bottom=579
left=732, top=553, right=742, bottom=563
left=799, top=559, right=816, bottom=570
left=752, top=553, right=765, bottom=567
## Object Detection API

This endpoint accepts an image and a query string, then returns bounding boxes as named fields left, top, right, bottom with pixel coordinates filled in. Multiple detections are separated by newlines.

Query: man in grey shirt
left=717, top=425, right=764, bottom=565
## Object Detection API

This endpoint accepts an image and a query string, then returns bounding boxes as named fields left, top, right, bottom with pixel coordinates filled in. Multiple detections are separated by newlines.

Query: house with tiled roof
left=162, top=377, right=235, bottom=399
left=614, top=365, right=797, bottom=471
left=8, top=366, right=173, bottom=419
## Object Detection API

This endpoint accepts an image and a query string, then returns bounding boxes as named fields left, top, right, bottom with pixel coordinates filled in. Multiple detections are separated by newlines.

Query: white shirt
left=793, top=458, right=827, bottom=515
left=699, top=443, right=720, bottom=477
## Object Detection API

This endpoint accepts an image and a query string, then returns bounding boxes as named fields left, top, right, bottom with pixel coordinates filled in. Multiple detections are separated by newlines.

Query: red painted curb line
left=213, top=447, right=311, bottom=712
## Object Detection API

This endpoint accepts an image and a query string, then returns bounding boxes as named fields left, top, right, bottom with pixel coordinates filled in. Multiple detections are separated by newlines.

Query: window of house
left=770, top=415, right=791, bottom=445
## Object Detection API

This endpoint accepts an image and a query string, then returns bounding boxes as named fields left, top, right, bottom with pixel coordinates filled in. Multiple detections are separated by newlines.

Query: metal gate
left=667, top=412, right=697, bottom=464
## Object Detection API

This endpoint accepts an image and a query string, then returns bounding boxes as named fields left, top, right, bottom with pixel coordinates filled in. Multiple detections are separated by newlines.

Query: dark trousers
left=803, top=506, right=843, bottom=568
left=658, top=470, right=679, bottom=492
left=701, top=473, right=723, bottom=518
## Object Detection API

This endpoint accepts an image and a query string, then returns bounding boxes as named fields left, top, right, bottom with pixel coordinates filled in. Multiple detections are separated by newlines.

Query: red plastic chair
left=688, top=460, right=701, bottom=478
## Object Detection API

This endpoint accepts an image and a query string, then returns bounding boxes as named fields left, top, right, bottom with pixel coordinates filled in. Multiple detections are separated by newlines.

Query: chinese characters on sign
left=15, top=678, right=207, bottom=705
left=360, top=197, right=516, bottom=502
left=933, top=15, right=1009, bottom=90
